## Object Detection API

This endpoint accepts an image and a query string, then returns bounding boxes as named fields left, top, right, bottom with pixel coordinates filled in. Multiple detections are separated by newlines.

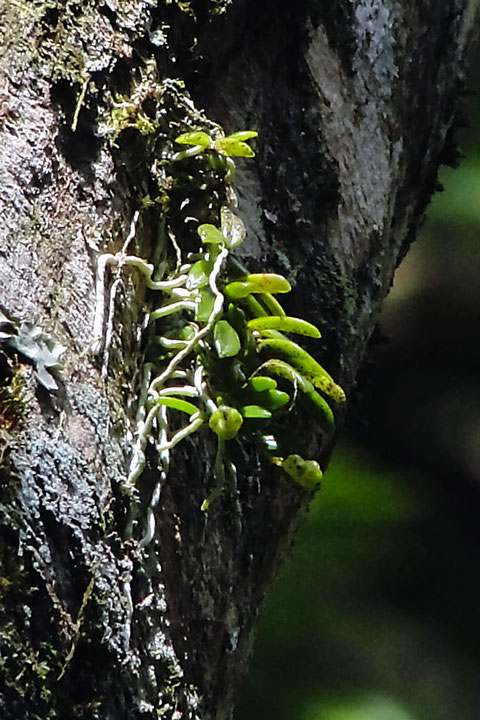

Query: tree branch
left=0, top=1, right=477, bottom=718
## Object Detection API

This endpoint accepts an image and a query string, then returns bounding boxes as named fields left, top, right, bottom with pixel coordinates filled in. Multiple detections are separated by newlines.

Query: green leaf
left=255, top=358, right=314, bottom=394
left=195, top=287, right=215, bottom=322
left=242, top=380, right=290, bottom=411
left=207, top=152, right=228, bottom=174
left=304, top=389, right=335, bottom=433
left=220, top=206, right=246, bottom=248
left=225, top=130, right=258, bottom=142
left=197, top=224, right=225, bottom=245
left=245, top=295, right=269, bottom=317
left=261, top=293, right=286, bottom=317
left=240, top=405, right=272, bottom=419
left=214, top=320, right=241, bottom=358
left=244, top=273, right=291, bottom=294
left=178, top=323, right=196, bottom=341
left=247, top=376, right=278, bottom=392
left=247, top=315, right=321, bottom=338
left=258, top=338, right=346, bottom=403
left=258, top=338, right=323, bottom=377
left=224, top=281, right=252, bottom=300
left=215, top=137, right=255, bottom=157
left=227, top=303, right=247, bottom=333
left=225, top=274, right=291, bottom=301
left=158, top=397, right=199, bottom=416
left=186, top=260, right=211, bottom=289
left=262, top=389, right=290, bottom=411
left=175, top=131, right=212, bottom=147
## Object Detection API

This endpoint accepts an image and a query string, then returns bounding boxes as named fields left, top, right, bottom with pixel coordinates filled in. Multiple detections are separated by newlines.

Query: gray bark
left=0, top=1, right=477, bottom=718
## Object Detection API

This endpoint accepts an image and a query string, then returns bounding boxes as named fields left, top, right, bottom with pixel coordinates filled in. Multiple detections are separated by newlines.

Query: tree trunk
left=0, top=1, right=477, bottom=718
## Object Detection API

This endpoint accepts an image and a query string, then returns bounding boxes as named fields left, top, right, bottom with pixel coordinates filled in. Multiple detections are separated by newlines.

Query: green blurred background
left=235, top=54, right=480, bottom=720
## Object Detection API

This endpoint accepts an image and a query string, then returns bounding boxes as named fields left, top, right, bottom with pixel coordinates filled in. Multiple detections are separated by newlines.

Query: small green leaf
left=227, top=303, right=247, bottom=333
left=240, top=405, right=272, bottom=419
left=244, top=273, right=291, bottom=294
left=225, top=273, right=291, bottom=300
left=304, top=389, right=335, bottom=433
left=262, top=389, right=290, bottom=411
left=261, top=293, right=286, bottom=317
left=207, top=153, right=228, bottom=174
left=256, top=359, right=313, bottom=394
left=195, top=287, right=215, bottom=322
left=247, top=376, right=277, bottom=392
left=242, top=380, right=289, bottom=411
left=214, top=320, right=241, bottom=358
left=225, top=130, right=258, bottom=142
left=247, top=316, right=321, bottom=338
left=158, top=397, right=199, bottom=416
left=258, top=338, right=346, bottom=403
left=175, top=131, right=212, bottom=147
left=215, top=137, right=255, bottom=157
left=245, top=295, right=269, bottom=317
left=186, top=260, right=211, bottom=289
left=224, top=281, right=252, bottom=300
left=178, top=324, right=196, bottom=341
left=197, top=224, right=225, bottom=245
left=245, top=388, right=290, bottom=412
left=220, top=206, right=246, bottom=248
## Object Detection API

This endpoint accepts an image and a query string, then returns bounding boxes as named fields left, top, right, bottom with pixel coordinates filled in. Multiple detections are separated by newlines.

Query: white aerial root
left=138, top=404, right=169, bottom=548
left=156, top=414, right=204, bottom=453
left=93, top=201, right=241, bottom=543
left=158, top=386, right=198, bottom=397
left=125, top=245, right=227, bottom=509
left=149, top=246, right=228, bottom=394
left=157, top=337, right=189, bottom=350
left=194, top=364, right=217, bottom=415
left=92, top=253, right=116, bottom=355
left=92, top=210, right=139, bottom=373
left=150, top=300, right=196, bottom=320
left=91, top=210, right=188, bottom=365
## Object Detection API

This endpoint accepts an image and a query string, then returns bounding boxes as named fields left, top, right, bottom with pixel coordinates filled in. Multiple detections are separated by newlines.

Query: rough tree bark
left=0, top=1, right=477, bottom=718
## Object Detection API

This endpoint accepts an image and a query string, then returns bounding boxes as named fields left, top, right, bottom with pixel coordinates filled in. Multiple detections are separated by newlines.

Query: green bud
left=209, top=405, right=243, bottom=440
left=282, top=454, right=323, bottom=491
